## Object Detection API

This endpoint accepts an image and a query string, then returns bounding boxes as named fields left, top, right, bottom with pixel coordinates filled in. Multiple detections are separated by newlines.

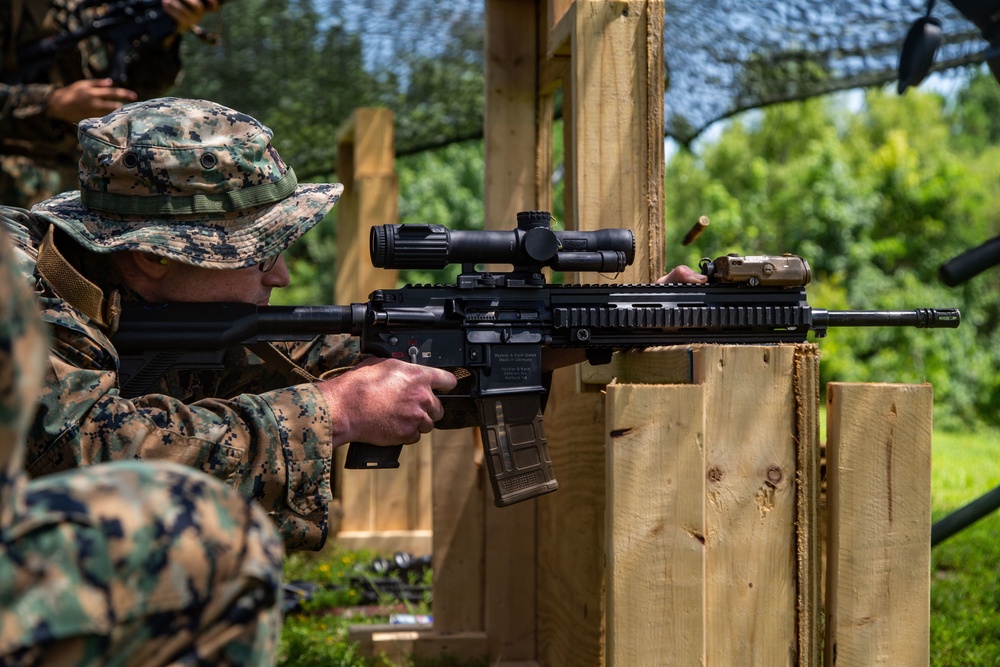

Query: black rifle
left=111, top=212, right=961, bottom=507
left=6, top=0, right=214, bottom=85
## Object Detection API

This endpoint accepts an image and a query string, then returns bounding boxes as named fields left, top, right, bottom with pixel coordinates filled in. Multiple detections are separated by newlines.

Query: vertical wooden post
left=566, top=0, right=664, bottom=279
left=537, top=3, right=665, bottom=666
left=825, top=383, right=932, bottom=666
left=483, top=1, right=542, bottom=661
left=332, top=108, right=433, bottom=555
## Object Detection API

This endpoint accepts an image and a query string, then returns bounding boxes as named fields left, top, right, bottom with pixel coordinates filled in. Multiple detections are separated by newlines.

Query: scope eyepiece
left=370, top=212, right=636, bottom=272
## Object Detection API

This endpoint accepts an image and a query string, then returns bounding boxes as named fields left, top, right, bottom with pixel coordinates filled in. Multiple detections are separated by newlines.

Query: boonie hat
left=32, top=97, right=343, bottom=269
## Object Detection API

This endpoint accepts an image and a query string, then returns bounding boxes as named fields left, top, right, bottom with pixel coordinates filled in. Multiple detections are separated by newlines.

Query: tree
left=665, top=82, right=1000, bottom=429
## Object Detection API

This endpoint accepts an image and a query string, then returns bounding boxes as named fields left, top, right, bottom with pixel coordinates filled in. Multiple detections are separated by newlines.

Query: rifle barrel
left=816, top=308, right=961, bottom=329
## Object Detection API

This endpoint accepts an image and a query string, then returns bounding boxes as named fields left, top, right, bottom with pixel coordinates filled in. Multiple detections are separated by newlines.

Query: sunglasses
left=259, top=254, right=280, bottom=273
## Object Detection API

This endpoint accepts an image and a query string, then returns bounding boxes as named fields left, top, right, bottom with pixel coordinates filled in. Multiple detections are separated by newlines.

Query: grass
left=930, top=428, right=1000, bottom=667
left=278, top=426, right=1000, bottom=666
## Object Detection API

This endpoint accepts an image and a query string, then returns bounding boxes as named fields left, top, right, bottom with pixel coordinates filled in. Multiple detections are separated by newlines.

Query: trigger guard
left=436, top=396, right=479, bottom=429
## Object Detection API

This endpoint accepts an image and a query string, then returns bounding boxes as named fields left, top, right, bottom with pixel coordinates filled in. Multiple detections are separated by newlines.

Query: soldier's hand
left=46, top=79, right=138, bottom=123
left=162, top=0, right=220, bottom=34
left=317, top=357, right=458, bottom=446
left=656, top=264, right=708, bottom=284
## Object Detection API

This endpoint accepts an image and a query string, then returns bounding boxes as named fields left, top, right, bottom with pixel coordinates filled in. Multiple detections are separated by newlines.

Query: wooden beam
left=568, top=0, right=664, bottom=280
left=825, top=383, right=932, bottom=666
left=332, top=108, right=432, bottom=553
left=430, top=430, right=485, bottom=633
left=536, top=368, right=608, bottom=665
left=483, top=0, right=541, bottom=661
left=606, top=383, right=707, bottom=666
left=795, top=345, right=822, bottom=667
left=538, top=3, right=666, bottom=665
left=696, top=345, right=799, bottom=664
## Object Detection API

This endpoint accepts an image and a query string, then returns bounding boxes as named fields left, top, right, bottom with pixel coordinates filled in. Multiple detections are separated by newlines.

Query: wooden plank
left=824, top=383, right=932, bottom=667
left=536, top=365, right=608, bottom=666
left=348, top=625, right=488, bottom=666
left=601, top=344, right=815, bottom=664
left=547, top=1, right=573, bottom=58
left=570, top=0, right=663, bottom=282
left=694, top=345, right=799, bottom=664
left=642, top=0, right=664, bottom=269
left=334, top=109, right=422, bottom=538
left=362, top=172, right=412, bottom=533
left=485, top=0, right=541, bottom=229
left=537, top=4, right=666, bottom=666
left=483, top=1, right=540, bottom=660
left=331, top=530, right=432, bottom=556
left=431, top=429, right=485, bottom=633
left=334, top=108, right=399, bottom=306
left=415, top=418, right=434, bottom=532
left=794, top=345, right=822, bottom=667
left=606, top=383, right=707, bottom=666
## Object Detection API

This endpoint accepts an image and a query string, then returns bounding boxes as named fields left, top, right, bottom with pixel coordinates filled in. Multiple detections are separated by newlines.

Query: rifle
left=111, top=211, right=961, bottom=507
left=5, top=0, right=216, bottom=85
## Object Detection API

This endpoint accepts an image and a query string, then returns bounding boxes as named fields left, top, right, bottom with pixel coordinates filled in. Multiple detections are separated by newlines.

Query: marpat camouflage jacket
left=3, top=207, right=361, bottom=550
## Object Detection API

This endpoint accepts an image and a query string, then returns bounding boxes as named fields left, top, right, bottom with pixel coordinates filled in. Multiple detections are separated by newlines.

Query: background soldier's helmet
left=32, top=97, right=344, bottom=269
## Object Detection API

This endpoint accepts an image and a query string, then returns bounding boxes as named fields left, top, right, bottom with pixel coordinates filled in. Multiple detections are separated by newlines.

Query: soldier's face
left=155, top=254, right=291, bottom=305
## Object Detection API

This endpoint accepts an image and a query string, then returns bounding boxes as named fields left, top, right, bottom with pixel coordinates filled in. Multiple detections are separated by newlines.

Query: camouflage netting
left=338, top=0, right=989, bottom=151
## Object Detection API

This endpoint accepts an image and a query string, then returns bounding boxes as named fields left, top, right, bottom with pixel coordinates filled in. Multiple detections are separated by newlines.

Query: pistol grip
left=476, top=393, right=559, bottom=507
left=344, top=442, right=403, bottom=469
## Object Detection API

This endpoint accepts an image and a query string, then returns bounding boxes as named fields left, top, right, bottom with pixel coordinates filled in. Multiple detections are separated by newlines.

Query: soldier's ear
left=130, top=252, right=171, bottom=279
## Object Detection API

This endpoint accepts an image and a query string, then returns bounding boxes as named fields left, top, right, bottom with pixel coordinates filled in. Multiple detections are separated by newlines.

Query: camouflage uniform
left=0, top=222, right=284, bottom=665
left=0, top=0, right=186, bottom=208
left=5, top=96, right=355, bottom=551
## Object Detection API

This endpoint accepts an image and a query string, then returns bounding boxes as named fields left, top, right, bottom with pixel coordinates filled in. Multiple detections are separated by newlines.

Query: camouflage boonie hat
left=32, top=97, right=343, bottom=269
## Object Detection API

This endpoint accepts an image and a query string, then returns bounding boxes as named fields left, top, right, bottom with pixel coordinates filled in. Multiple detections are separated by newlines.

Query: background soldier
left=0, top=0, right=219, bottom=208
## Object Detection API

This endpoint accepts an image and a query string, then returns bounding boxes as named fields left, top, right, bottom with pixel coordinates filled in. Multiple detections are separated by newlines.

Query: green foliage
left=666, top=81, right=1000, bottom=430
left=175, top=0, right=388, bottom=180
left=951, top=66, right=1000, bottom=150
left=278, top=614, right=383, bottom=667
left=280, top=549, right=480, bottom=667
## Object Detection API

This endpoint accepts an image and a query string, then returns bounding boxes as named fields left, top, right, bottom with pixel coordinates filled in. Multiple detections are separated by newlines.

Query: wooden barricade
left=344, top=2, right=933, bottom=664
left=589, top=344, right=816, bottom=665
left=331, top=108, right=433, bottom=555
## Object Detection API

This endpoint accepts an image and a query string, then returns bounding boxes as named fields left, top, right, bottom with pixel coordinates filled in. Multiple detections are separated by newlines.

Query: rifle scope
left=370, top=211, right=635, bottom=273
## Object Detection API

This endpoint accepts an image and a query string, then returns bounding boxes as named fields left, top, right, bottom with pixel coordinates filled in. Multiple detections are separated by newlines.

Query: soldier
left=3, top=96, right=457, bottom=552
left=0, top=0, right=220, bottom=208
left=0, top=221, right=284, bottom=665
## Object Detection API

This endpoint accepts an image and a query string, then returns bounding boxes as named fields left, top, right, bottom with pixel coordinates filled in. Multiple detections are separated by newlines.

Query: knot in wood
left=766, top=466, right=783, bottom=485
